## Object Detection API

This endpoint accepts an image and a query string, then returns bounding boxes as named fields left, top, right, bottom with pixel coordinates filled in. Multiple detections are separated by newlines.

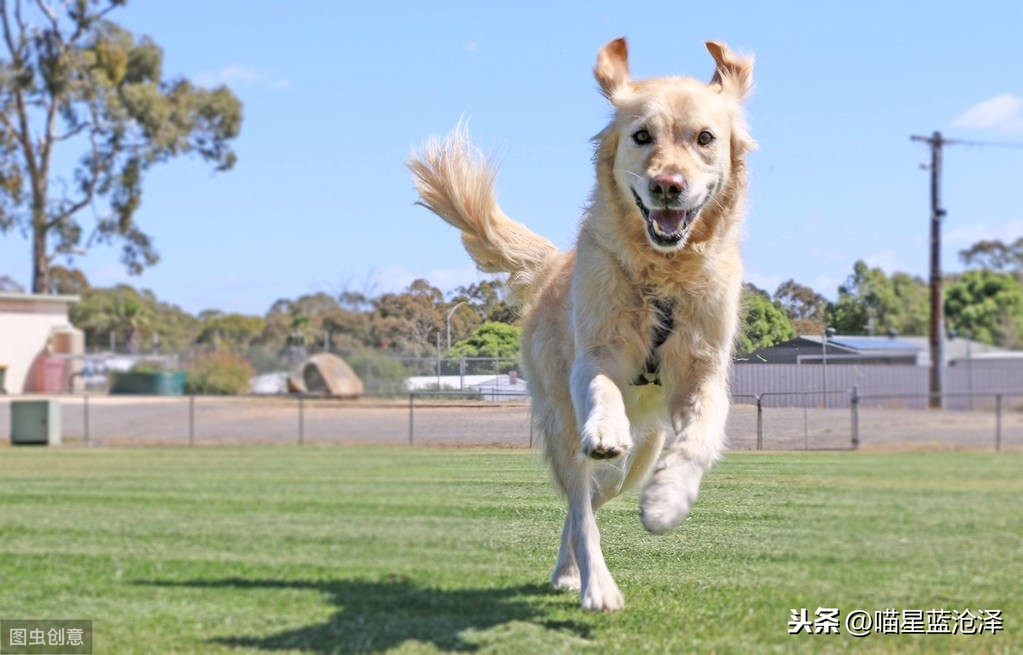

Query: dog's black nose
left=649, top=174, right=685, bottom=202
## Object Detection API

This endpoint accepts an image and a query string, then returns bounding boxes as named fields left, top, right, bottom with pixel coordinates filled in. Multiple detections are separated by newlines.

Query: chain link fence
left=34, top=351, right=523, bottom=398
left=2, top=389, right=1020, bottom=450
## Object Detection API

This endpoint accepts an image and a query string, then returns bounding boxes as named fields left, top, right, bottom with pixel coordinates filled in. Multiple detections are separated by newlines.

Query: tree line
left=1, top=236, right=1012, bottom=377
left=742, top=237, right=1023, bottom=351
left=56, top=275, right=520, bottom=372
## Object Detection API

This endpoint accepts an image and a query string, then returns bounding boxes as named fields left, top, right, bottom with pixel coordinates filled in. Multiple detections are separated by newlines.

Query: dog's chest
left=629, top=284, right=725, bottom=386
left=631, top=296, right=675, bottom=386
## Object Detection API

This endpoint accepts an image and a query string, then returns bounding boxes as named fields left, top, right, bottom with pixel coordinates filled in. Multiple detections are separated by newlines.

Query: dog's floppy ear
left=706, top=41, right=753, bottom=100
left=595, top=37, right=630, bottom=99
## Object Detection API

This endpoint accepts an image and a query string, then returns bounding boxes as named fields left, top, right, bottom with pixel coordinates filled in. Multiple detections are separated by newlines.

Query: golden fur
left=409, top=37, right=754, bottom=611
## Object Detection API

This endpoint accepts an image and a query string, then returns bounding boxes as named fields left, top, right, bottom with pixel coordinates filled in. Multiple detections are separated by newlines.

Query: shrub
left=446, top=322, right=522, bottom=373
left=130, top=359, right=166, bottom=373
left=413, top=383, right=482, bottom=401
left=185, top=350, right=253, bottom=395
left=345, top=350, right=411, bottom=397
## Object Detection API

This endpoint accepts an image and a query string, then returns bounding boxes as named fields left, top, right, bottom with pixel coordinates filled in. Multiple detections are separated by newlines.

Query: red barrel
left=37, top=357, right=66, bottom=392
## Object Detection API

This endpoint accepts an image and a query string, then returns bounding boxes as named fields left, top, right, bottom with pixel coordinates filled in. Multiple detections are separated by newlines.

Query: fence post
left=755, top=394, right=764, bottom=450
left=298, top=396, right=305, bottom=445
left=188, top=395, right=195, bottom=447
left=850, top=386, right=860, bottom=450
left=83, top=394, right=90, bottom=447
left=408, top=393, right=415, bottom=446
left=995, top=394, right=1003, bottom=452
left=529, top=403, right=534, bottom=448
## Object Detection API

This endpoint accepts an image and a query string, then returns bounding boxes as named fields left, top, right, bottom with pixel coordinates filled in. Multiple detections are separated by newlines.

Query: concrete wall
left=0, top=293, right=79, bottom=393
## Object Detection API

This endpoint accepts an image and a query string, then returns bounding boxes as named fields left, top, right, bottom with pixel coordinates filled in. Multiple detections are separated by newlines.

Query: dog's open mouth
left=631, top=188, right=697, bottom=249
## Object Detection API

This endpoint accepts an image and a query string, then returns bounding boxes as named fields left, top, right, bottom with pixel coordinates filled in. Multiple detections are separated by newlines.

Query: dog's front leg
left=570, top=352, right=632, bottom=460
left=639, top=367, right=729, bottom=534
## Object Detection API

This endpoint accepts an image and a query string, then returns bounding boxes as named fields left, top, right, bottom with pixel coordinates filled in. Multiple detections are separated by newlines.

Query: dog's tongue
left=649, top=209, right=687, bottom=235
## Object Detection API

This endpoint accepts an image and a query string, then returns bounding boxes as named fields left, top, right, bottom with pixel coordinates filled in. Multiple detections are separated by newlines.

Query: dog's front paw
left=639, top=457, right=704, bottom=535
left=580, top=406, right=632, bottom=460
left=580, top=572, right=624, bottom=611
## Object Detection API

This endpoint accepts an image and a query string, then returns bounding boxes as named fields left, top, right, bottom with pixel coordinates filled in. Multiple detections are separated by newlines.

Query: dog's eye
left=697, top=130, right=715, bottom=147
left=631, top=129, right=653, bottom=146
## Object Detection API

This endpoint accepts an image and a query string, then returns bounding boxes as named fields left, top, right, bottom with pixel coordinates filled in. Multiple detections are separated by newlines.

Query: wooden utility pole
left=910, top=131, right=948, bottom=409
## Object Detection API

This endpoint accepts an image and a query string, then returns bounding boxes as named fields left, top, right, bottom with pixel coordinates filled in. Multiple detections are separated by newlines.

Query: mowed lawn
left=0, top=446, right=1019, bottom=654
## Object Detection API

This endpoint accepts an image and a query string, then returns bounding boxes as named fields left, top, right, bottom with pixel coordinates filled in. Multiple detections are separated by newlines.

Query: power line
left=944, top=138, right=1023, bottom=150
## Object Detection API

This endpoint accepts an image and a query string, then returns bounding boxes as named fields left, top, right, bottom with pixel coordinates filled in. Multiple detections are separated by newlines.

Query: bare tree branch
left=45, top=104, right=100, bottom=230
left=33, top=0, right=56, bottom=27
left=1, top=0, right=41, bottom=196
left=51, top=121, right=89, bottom=142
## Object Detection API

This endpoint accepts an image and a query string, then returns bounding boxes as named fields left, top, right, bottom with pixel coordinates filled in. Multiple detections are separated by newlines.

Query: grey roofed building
left=736, top=334, right=922, bottom=365
left=898, top=336, right=1016, bottom=367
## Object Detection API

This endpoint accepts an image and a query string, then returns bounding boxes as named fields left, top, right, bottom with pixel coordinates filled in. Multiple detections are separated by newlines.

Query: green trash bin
left=0, top=364, right=6, bottom=394
left=109, top=371, right=186, bottom=395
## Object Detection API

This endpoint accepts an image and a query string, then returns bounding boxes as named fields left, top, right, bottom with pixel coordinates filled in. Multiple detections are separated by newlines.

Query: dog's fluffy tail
left=408, top=124, right=558, bottom=303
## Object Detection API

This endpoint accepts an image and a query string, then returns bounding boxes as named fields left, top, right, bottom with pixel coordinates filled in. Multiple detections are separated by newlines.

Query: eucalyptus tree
left=0, top=0, right=241, bottom=292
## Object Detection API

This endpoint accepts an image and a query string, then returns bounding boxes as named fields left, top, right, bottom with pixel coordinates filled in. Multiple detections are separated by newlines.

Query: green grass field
left=0, top=446, right=1019, bottom=654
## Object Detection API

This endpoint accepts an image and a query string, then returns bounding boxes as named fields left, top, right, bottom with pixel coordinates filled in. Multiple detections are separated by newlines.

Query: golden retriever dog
left=408, top=37, right=754, bottom=611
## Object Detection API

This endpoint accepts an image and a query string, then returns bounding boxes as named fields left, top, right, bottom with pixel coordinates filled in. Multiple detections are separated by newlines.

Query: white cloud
left=746, top=271, right=839, bottom=299
left=945, top=217, right=1023, bottom=247
left=374, top=264, right=497, bottom=296
left=951, top=93, right=1023, bottom=132
left=810, top=275, right=842, bottom=299
left=862, top=249, right=904, bottom=273
left=464, top=40, right=479, bottom=53
left=194, top=65, right=290, bottom=91
left=87, top=263, right=133, bottom=287
left=744, top=271, right=783, bottom=294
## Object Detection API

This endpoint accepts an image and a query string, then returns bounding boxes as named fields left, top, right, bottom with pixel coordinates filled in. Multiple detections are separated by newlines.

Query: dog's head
left=594, top=38, right=755, bottom=252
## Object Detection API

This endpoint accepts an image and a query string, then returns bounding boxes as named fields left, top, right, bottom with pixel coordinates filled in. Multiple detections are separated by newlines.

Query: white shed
left=0, top=293, right=80, bottom=394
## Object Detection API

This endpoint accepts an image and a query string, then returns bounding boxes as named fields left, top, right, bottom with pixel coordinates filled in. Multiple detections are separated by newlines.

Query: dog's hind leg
left=551, top=513, right=581, bottom=591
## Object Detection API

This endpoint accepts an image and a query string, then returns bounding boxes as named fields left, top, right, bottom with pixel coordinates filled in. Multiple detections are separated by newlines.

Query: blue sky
left=1, top=1, right=1022, bottom=316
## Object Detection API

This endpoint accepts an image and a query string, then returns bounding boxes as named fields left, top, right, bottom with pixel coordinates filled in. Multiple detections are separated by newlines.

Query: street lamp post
left=822, top=327, right=835, bottom=408
left=446, top=301, right=467, bottom=351
left=436, top=331, right=442, bottom=389
left=966, top=335, right=974, bottom=410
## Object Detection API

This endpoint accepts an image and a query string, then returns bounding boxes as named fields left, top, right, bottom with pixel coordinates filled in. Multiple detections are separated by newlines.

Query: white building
left=0, top=293, right=81, bottom=393
left=405, top=373, right=528, bottom=401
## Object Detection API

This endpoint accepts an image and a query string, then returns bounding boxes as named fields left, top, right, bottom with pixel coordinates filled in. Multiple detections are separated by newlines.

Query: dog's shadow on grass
left=138, top=575, right=592, bottom=653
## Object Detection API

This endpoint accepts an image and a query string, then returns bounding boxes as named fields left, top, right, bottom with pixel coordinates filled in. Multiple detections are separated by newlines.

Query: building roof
left=0, top=292, right=80, bottom=308
left=899, top=335, right=1016, bottom=366
left=742, top=334, right=1020, bottom=366
left=739, top=334, right=922, bottom=364
left=900, top=335, right=1009, bottom=357
left=798, top=334, right=921, bottom=356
